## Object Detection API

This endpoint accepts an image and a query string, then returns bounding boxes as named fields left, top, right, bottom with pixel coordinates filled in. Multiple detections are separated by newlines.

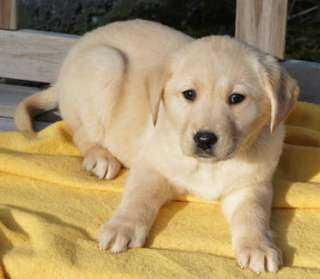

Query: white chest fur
left=153, top=152, right=258, bottom=201
left=168, top=161, right=228, bottom=200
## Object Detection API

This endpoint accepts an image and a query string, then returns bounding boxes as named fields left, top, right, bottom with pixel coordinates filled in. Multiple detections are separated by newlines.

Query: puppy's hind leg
left=73, top=127, right=121, bottom=180
left=59, top=45, right=126, bottom=179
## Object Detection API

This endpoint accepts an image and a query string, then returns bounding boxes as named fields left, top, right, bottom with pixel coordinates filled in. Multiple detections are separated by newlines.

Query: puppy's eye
left=182, top=89, right=197, bottom=101
left=228, top=93, right=246, bottom=105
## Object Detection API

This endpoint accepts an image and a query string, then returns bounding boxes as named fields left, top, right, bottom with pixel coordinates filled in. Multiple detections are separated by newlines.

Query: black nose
left=194, top=131, right=218, bottom=150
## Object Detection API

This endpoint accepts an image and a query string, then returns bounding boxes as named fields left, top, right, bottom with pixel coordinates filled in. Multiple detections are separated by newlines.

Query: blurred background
left=18, top=0, right=320, bottom=61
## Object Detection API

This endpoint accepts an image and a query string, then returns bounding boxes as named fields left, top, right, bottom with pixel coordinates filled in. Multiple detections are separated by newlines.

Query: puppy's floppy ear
left=147, top=63, right=171, bottom=126
left=260, top=56, right=299, bottom=133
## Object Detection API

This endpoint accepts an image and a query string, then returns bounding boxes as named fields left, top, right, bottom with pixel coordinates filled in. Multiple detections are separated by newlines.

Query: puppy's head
left=149, top=36, right=299, bottom=161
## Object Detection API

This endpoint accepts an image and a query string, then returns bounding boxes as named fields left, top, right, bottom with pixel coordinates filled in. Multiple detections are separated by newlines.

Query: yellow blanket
left=0, top=102, right=319, bottom=278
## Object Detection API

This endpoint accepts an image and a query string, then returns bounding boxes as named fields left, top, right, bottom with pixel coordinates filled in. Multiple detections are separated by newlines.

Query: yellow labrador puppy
left=15, top=19, right=299, bottom=273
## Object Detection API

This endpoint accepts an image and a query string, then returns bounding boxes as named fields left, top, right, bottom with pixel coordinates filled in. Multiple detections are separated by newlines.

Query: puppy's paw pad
left=236, top=240, right=282, bottom=273
left=98, top=221, right=146, bottom=252
left=82, top=148, right=121, bottom=179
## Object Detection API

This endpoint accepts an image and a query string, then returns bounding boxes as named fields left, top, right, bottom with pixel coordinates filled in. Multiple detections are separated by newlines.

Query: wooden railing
left=0, top=0, right=17, bottom=30
left=0, top=0, right=288, bottom=83
left=236, top=0, right=287, bottom=59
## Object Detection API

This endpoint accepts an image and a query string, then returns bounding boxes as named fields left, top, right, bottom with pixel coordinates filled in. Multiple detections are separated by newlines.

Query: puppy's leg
left=222, top=184, right=282, bottom=273
left=73, top=127, right=121, bottom=179
left=98, top=163, right=177, bottom=252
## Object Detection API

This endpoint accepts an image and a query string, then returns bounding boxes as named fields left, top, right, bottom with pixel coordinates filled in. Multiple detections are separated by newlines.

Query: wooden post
left=0, top=0, right=17, bottom=30
left=235, top=0, right=288, bottom=59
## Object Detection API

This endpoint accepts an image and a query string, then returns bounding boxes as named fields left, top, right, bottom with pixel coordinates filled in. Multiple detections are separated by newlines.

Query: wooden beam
left=0, top=116, right=50, bottom=131
left=235, top=0, right=288, bottom=58
left=0, top=29, right=78, bottom=82
left=0, top=83, right=61, bottom=122
left=0, top=0, right=17, bottom=30
left=0, top=83, right=37, bottom=117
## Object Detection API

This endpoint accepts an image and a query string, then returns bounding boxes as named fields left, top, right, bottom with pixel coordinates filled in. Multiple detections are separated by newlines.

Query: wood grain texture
left=236, top=0, right=288, bottom=58
left=0, top=83, right=37, bottom=117
left=0, top=0, right=17, bottom=29
left=283, top=60, right=320, bottom=104
left=0, top=29, right=78, bottom=82
left=0, top=116, right=49, bottom=131
left=0, top=83, right=61, bottom=123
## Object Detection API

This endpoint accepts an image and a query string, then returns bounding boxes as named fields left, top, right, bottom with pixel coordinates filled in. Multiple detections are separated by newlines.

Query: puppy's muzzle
left=193, top=130, right=218, bottom=157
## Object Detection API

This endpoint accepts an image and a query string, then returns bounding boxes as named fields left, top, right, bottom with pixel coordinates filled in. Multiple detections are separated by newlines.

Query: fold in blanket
left=0, top=102, right=319, bottom=278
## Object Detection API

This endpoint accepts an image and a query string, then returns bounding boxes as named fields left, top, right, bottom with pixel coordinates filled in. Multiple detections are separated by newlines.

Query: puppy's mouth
left=193, top=146, right=236, bottom=162
left=193, top=147, right=218, bottom=163
left=195, top=149, right=214, bottom=159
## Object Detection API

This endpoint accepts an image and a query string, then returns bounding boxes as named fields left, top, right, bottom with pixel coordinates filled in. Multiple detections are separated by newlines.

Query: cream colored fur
left=15, top=19, right=299, bottom=273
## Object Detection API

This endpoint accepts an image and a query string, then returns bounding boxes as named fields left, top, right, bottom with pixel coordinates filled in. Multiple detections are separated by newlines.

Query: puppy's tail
left=14, top=87, right=58, bottom=134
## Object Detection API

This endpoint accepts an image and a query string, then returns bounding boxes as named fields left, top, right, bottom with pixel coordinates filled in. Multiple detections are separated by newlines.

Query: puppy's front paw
left=83, top=147, right=121, bottom=179
left=98, top=219, right=147, bottom=253
left=235, top=238, right=282, bottom=273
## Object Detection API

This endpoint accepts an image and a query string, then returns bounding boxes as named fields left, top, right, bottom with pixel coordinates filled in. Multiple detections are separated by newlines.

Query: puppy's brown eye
left=228, top=93, right=245, bottom=105
left=182, top=89, right=197, bottom=101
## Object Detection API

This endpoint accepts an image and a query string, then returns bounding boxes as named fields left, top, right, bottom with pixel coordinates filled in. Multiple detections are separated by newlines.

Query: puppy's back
left=72, top=19, right=193, bottom=68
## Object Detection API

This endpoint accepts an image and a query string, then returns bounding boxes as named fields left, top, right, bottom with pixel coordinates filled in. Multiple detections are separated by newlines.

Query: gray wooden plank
left=0, top=116, right=49, bottom=132
left=0, top=83, right=38, bottom=117
left=0, top=29, right=78, bottom=82
left=0, top=117, right=16, bottom=131
left=0, top=83, right=61, bottom=122
left=283, top=60, right=320, bottom=104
